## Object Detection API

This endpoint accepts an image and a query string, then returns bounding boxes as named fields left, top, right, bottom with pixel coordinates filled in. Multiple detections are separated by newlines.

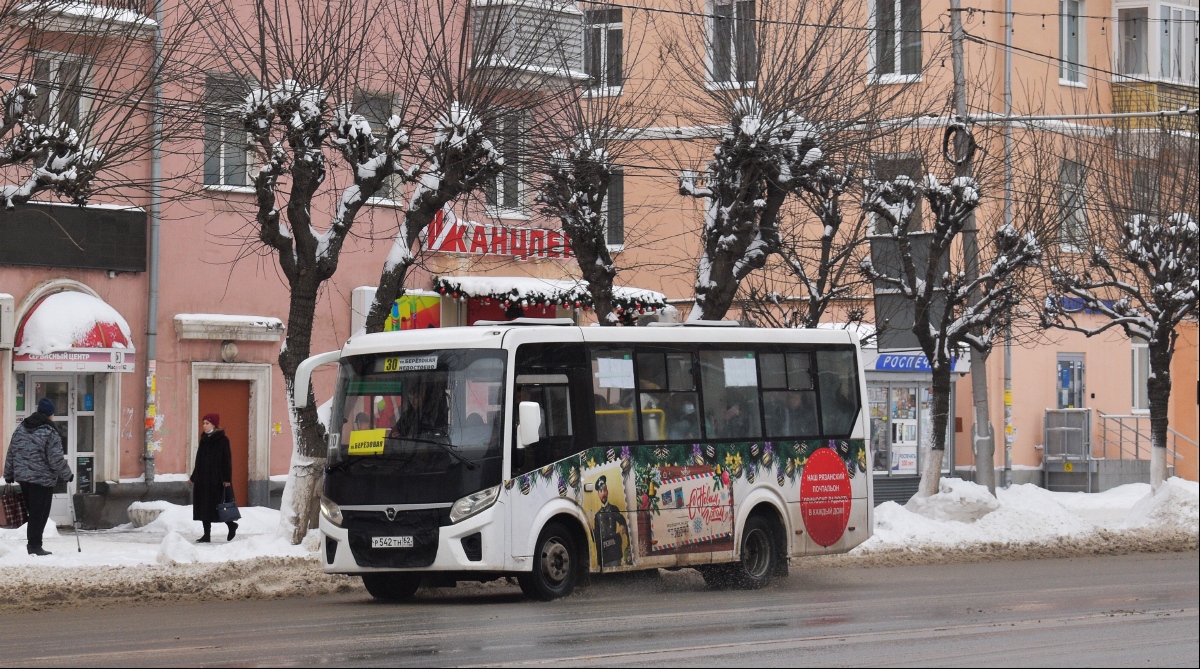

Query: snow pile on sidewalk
left=0, top=502, right=319, bottom=568
left=852, top=477, right=1198, bottom=562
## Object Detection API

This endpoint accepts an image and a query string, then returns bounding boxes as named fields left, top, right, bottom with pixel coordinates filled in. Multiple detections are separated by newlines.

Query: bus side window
left=513, top=381, right=573, bottom=475
left=590, top=348, right=637, bottom=442
left=761, top=352, right=820, bottom=438
left=698, top=350, right=763, bottom=440
left=636, top=349, right=700, bottom=442
left=815, top=349, right=861, bottom=436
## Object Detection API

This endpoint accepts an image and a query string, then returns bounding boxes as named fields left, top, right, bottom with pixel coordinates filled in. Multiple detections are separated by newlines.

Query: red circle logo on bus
left=800, top=447, right=852, bottom=547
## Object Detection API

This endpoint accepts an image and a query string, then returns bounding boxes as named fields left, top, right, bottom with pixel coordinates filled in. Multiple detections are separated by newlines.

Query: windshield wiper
left=389, top=435, right=479, bottom=470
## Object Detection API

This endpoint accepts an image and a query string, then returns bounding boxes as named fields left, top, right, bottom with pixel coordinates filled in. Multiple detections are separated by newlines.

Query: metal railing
left=1043, top=408, right=1092, bottom=461
left=1098, top=413, right=1189, bottom=468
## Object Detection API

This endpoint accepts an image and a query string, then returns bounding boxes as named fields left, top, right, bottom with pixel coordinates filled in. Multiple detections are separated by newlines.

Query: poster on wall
left=891, top=445, right=918, bottom=473
left=384, top=294, right=441, bottom=331
left=644, top=465, right=734, bottom=555
left=581, top=461, right=633, bottom=569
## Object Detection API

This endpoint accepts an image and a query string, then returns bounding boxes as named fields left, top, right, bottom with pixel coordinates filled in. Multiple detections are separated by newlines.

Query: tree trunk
left=919, top=364, right=954, bottom=498
left=1147, top=342, right=1173, bottom=490
left=276, top=276, right=329, bottom=543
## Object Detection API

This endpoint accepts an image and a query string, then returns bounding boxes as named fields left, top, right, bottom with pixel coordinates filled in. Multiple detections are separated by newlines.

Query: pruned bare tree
left=861, top=166, right=1042, bottom=498
left=361, top=0, right=582, bottom=334
left=0, top=0, right=200, bottom=207
left=535, top=2, right=660, bottom=324
left=660, top=0, right=939, bottom=321
left=1041, top=120, right=1199, bottom=490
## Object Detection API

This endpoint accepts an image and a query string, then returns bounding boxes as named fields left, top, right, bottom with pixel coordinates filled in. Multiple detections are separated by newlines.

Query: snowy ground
left=0, top=478, right=1195, bottom=609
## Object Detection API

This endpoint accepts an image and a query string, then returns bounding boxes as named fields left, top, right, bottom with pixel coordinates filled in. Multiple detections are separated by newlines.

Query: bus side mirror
left=517, top=401, right=542, bottom=450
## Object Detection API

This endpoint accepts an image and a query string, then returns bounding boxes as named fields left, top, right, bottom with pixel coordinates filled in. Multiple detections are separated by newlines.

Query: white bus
left=297, top=320, right=872, bottom=601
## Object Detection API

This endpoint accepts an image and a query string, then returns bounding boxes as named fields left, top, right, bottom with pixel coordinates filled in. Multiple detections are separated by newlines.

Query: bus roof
left=340, top=323, right=859, bottom=358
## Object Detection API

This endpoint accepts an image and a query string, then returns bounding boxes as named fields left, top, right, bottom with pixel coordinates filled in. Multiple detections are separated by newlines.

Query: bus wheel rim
left=744, top=528, right=770, bottom=578
left=541, top=538, right=570, bottom=584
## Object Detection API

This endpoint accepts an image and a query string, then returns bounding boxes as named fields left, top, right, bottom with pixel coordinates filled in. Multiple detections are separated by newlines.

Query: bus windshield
left=327, top=349, right=506, bottom=501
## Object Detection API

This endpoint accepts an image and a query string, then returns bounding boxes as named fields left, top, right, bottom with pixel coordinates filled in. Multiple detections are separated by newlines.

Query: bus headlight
left=450, top=485, right=500, bottom=524
left=320, top=495, right=343, bottom=526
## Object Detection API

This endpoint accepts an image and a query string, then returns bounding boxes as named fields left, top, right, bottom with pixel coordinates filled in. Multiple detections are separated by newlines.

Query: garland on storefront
left=432, top=277, right=669, bottom=316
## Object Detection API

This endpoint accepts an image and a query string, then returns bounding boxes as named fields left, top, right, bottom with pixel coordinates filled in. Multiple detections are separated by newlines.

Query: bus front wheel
left=518, top=522, right=579, bottom=601
left=362, top=573, right=422, bottom=601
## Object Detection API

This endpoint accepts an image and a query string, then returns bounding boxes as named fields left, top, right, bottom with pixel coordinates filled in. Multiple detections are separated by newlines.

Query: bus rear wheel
left=362, top=573, right=423, bottom=601
left=518, top=522, right=579, bottom=601
left=728, top=515, right=780, bottom=590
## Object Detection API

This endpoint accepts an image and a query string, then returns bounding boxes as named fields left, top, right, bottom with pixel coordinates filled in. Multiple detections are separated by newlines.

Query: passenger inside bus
left=764, top=391, right=819, bottom=437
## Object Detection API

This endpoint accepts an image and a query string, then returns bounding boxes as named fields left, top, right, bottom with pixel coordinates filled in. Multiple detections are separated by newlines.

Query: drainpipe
left=143, top=0, right=165, bottom=483
left=1002, top=0, right=1014, bottom=488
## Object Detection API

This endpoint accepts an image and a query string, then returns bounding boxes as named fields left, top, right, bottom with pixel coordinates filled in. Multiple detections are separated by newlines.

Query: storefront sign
left=871, top=353, right=967, bottom=374
left=425, top=210, right=573, bottom=261
left=13, top=349, right=136, bottom=373
left=800, top=447, right=852, bottom=547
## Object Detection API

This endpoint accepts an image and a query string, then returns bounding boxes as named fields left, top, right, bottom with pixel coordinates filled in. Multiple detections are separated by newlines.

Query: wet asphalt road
left=1, top=551, right=1196, bottom=667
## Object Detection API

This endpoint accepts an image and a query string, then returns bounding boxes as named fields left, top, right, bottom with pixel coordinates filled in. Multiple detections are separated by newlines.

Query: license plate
left=371, top=536, right=414, bottom=549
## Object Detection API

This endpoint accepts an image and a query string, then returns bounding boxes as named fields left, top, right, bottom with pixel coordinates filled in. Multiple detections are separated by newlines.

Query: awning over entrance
left=433, top=276, right=668, bottom=315
left=13, top=291, right=136, bottom=372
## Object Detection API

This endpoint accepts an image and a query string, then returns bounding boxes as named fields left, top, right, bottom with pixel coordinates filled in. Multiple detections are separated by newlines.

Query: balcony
left=17, top=0, right=155, bottom=38
left=471, top=0, right=586, bottom=90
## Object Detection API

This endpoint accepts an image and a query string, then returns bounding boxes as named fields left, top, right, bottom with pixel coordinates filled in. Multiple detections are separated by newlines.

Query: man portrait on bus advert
left=583, top=464, right=632, bottom=568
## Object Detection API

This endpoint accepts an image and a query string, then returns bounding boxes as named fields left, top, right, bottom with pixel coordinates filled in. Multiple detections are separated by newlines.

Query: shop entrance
left=870, top=382, right=945, bottom=477
left=19, top=374, right=99, bottom=524
left=197, top=380, right=251, bottom=506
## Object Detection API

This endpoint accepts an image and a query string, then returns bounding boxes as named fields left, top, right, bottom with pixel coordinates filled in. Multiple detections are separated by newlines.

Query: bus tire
left=518, top=522, right=579, bottom=601
left=729, top=515, right=779, bottom=590
left=362, top=573, right=422, bottom=601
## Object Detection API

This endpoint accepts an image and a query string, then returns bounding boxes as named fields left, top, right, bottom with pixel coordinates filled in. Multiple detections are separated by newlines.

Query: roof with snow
left=15, top=291, right=133, bottom=356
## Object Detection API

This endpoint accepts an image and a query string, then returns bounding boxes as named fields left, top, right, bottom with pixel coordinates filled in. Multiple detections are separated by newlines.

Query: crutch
left=68, top=493, right=82, bottom=552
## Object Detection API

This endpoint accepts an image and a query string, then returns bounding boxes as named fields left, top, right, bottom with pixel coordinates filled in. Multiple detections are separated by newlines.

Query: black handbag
left=216, top=486, right=241, bottom=522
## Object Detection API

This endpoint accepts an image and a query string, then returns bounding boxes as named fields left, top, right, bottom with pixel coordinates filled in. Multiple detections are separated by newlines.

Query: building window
left=1131, top=338, right=1150, bottom=412
left=203, top=75, right=251, bottom=188
left=710, top=0, right=756, bottom=85
left=1161, top=5, right=1199, bottom=84
left=486, top=111, right=524, bottom=214
left=604, top=168, right=624, bottom=248
left=584, top=8, right=623, bottom=91
left=31, top=54, right=86, bottom=129
left=1118, top=7, right=1150, bottom=76
left=1060, top=0, right=1084, bottom=84
left=1059, top=159, right=1088, bottom=252
left=873, top=0, right=922, bottom=79
left=354, top=90, right=402, bottom=201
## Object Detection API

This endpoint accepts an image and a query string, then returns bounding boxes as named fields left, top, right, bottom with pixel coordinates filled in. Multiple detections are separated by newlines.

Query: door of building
left=1057, top=354, right=1086, bottom=409
left=889, top=386, right=919, bottom=474
left=24, top=374, right=97, bottom=524
left=198, top=380, right=251, bottom=507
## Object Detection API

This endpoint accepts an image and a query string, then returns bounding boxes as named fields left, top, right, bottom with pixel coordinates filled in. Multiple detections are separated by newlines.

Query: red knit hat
left=202, top=413, right=220, bottom=428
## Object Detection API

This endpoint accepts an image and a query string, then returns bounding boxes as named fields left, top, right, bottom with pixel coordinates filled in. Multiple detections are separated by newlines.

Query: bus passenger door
left=508, top=343, right=590, bottom=559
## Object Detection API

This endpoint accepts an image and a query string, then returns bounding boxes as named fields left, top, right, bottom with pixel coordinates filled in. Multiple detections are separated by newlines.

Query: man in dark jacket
left=4, top=398, right=73, bottom=556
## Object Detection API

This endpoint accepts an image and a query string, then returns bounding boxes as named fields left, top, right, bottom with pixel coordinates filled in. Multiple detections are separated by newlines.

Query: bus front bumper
left=319, top=506, right=508, bottom=574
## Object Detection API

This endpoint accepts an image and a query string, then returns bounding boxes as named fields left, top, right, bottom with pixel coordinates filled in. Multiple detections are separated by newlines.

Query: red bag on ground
left=1, top=484, right=28, bottom=528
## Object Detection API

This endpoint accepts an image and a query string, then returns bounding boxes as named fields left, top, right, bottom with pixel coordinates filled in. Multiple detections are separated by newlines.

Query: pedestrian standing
left=3, top=398, right=73, bottom=556
left=190, top=413, right=238, bottom=542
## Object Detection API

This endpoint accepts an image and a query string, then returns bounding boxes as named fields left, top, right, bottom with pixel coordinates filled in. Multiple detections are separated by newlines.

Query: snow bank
left=904, top=477, right=999, bottom=523
left=856, top=477, right=1199, bottom=560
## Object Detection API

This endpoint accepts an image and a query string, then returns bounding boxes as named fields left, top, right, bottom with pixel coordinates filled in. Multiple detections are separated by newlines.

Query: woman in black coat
left=190, top=413, right=238, bottom=542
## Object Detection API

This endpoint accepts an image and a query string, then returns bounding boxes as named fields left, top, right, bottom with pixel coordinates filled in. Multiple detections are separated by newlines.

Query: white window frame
left=1059, top=159, right=1089, bottom=253
left=32, top=52, right=92, bottom=130
left=1159, top=2, right=1199, bottom=85
left=869, top=0, right=923, bottom=84
left=603, top=167, right=624, bottom=252
left=583, top=8, right=623, bottom=96
left=486, top=111, right=528, bottom=220
left=1131, top=337, right=1150, bottom=413
left=355, top=90, right=404, bottom=206
left=707, top=0, right=756, bottom=89
left=1060, top=0, right=1087, bottom=87
left=203, top=75, right=254, bottom=192
left=1116, top=6, right=1151, bottom=77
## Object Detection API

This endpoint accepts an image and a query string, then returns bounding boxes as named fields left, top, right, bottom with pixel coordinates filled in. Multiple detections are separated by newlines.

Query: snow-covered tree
left=1042, top=125, right=1198, bottom=490
left=0, top=84, right=103, bottom=207
left=679, top=99, right=824, bottom=320
left=862, top=174, right=1042, bottom=497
